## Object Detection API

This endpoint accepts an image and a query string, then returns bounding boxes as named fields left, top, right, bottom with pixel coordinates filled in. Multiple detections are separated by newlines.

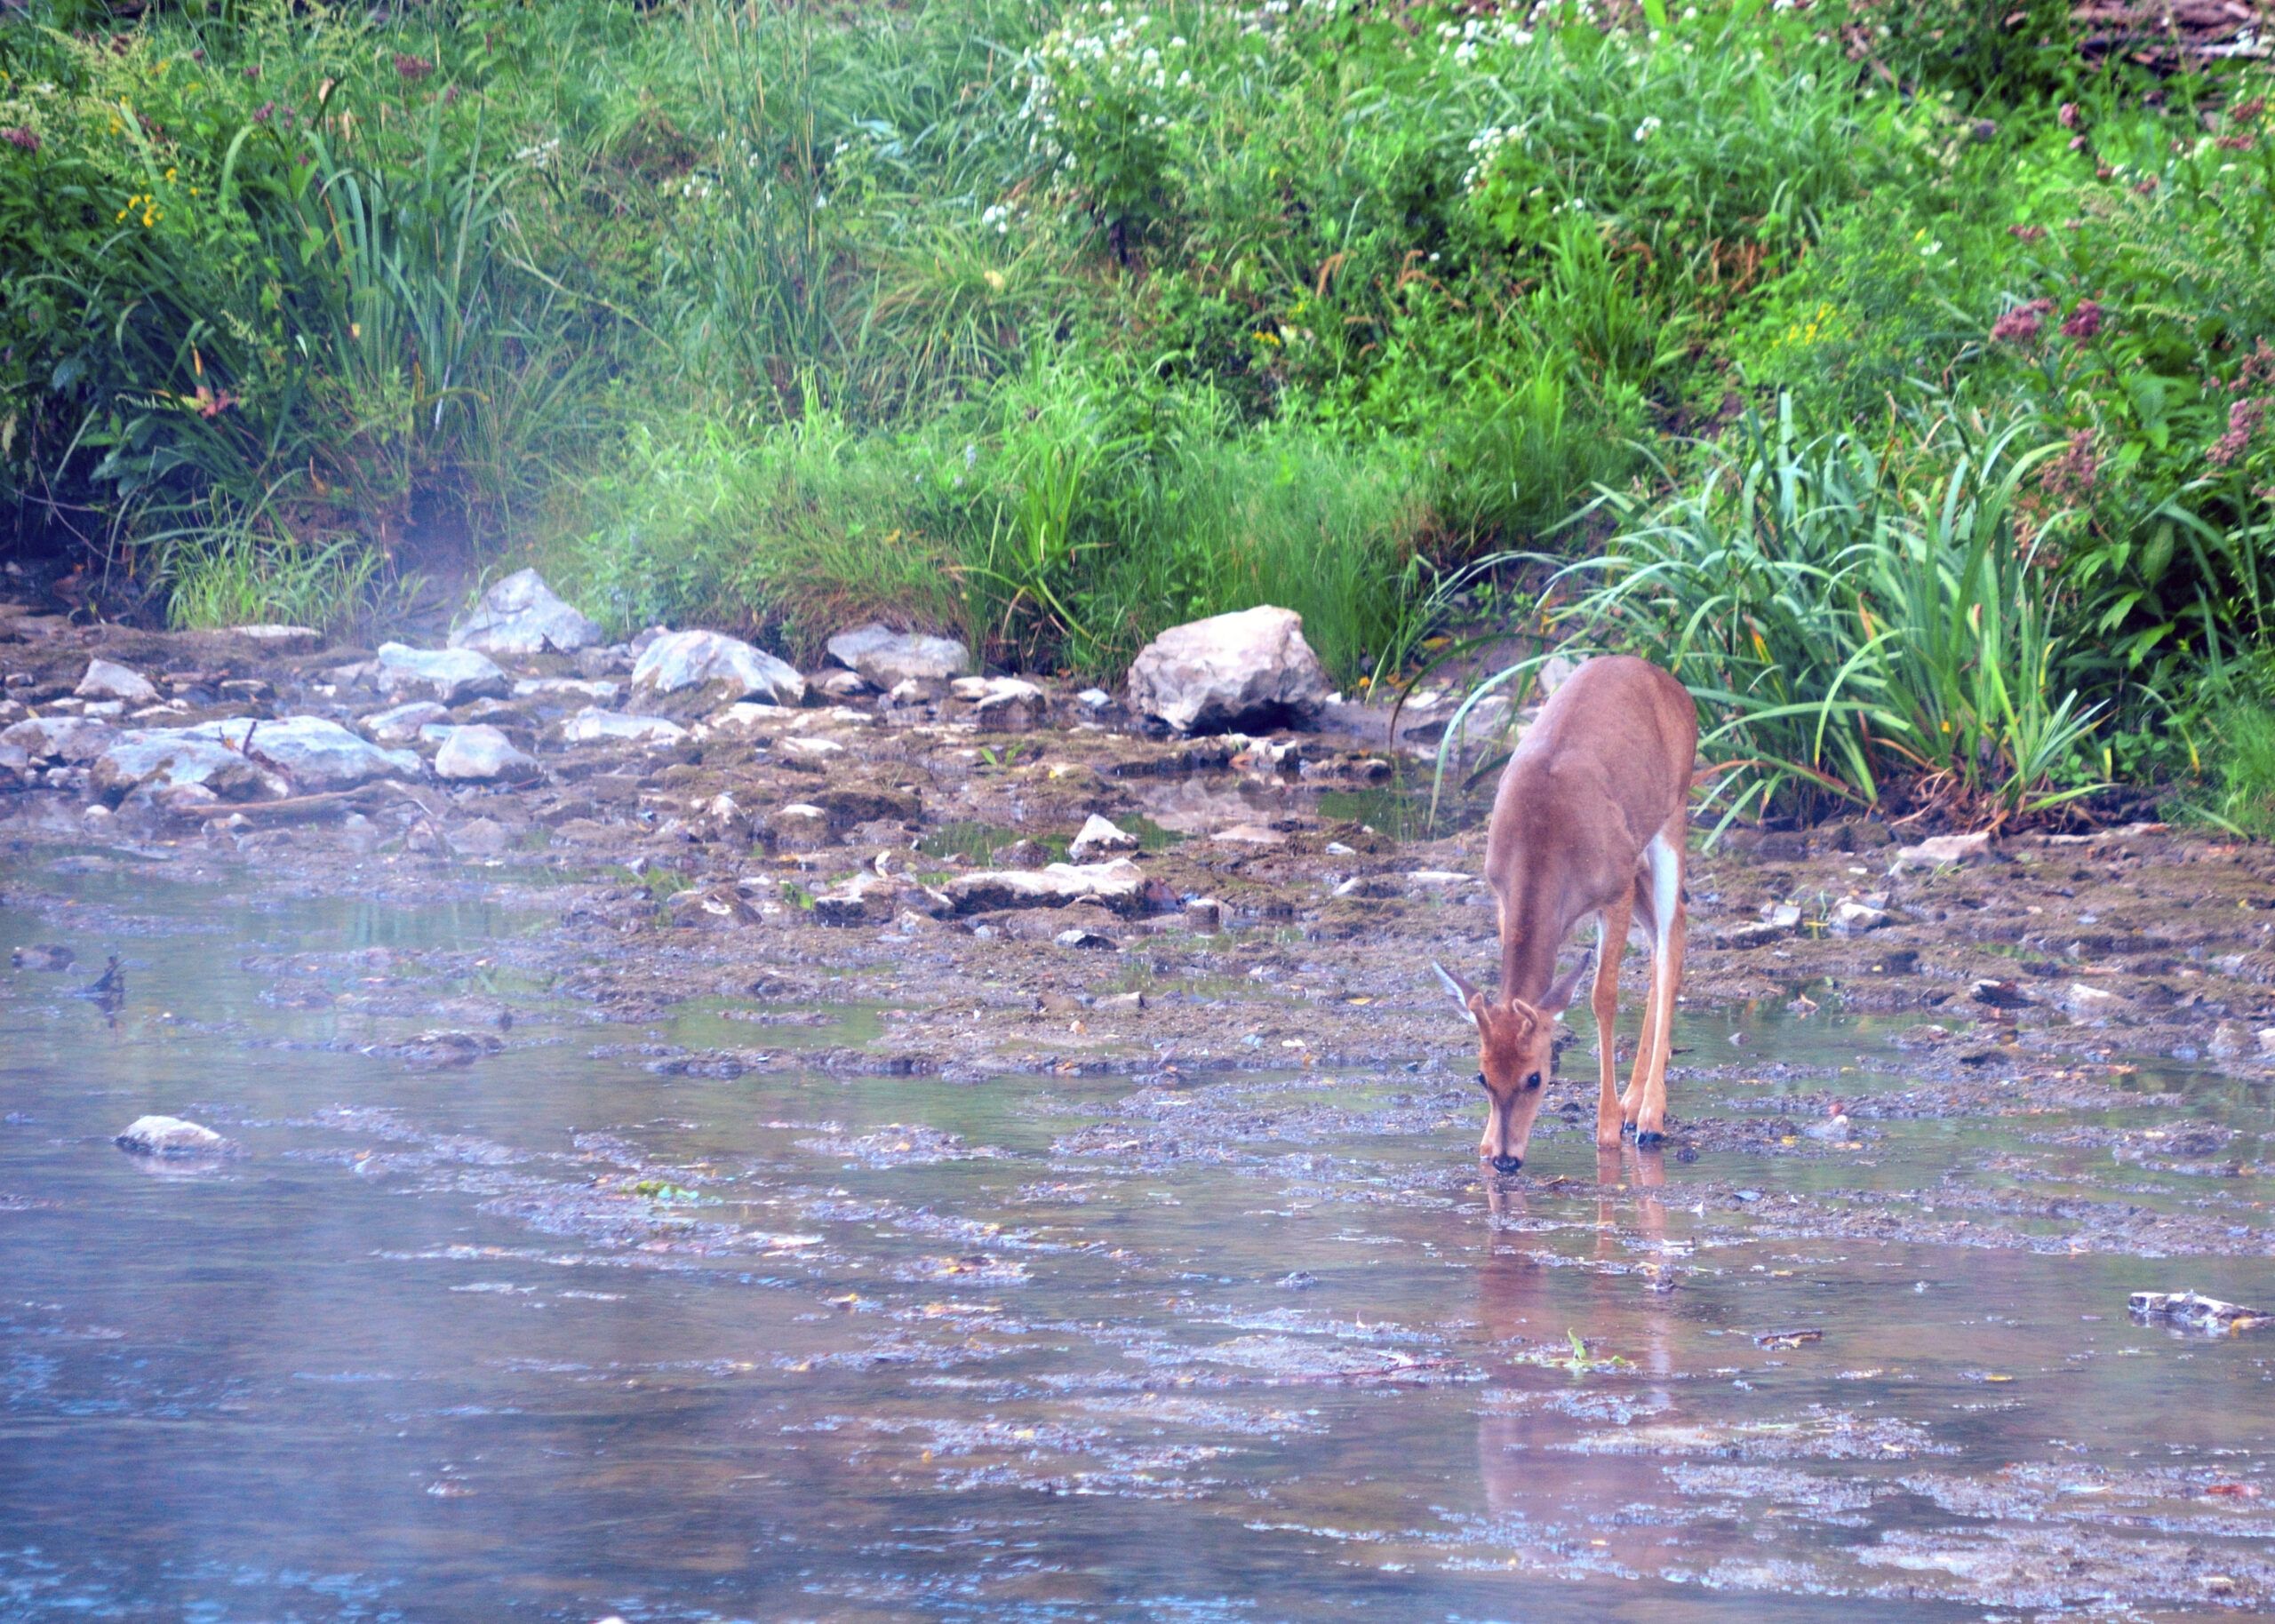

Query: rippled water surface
left=3, top=853, right=2271, bottom=1621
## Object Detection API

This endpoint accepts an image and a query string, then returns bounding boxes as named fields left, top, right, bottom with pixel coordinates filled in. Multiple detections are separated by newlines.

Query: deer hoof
left=1635, top=1128, right=1666, bottom=1150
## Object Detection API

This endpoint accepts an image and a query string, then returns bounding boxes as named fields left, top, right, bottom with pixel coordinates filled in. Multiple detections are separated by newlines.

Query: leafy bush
left=1545, top=398, right=2103, bottom=827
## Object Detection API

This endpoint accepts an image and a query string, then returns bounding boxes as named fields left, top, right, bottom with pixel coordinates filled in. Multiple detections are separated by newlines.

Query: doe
left=1433, top=655, right=1697, bottom=1174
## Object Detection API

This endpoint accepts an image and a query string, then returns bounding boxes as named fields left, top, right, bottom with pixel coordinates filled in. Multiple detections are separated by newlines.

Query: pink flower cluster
left=1989, top=299, right=2054, bottom=342
left=2210, top=398, right=2266, bottom=468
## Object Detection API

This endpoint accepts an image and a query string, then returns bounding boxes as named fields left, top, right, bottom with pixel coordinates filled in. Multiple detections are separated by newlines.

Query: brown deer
left=1433, top=655, right=1697, bottom=1174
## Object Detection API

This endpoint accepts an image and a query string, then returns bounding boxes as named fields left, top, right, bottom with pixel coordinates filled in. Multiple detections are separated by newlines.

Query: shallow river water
left=3, top=850, right=2271, bottom=1621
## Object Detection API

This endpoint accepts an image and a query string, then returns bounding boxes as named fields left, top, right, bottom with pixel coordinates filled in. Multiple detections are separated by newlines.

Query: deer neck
left=1497, top=869, right=1572, bottom=1007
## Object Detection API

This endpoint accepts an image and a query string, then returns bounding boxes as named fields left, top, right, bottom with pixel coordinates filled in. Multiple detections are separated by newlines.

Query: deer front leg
left=1592, top=899, right=1631, bottom=1150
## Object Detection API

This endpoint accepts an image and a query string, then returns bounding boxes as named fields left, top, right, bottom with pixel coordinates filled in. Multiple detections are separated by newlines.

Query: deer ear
left=1541, top=950, right=1596, bottom=1016
left=1432, top=962, right=1481, bottom=1028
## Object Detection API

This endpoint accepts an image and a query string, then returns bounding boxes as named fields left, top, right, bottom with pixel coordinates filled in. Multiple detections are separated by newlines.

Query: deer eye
left=1474, top=1071, right=1489, bottom=1090
left=1523, top=1071, right=1543, bottom=1091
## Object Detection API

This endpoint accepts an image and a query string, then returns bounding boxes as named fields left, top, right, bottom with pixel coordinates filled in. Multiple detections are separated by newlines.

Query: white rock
left=2061, top=982, right=2132, bottom=1018
left=115, top=1114, right=228, bottom=1157
left=1830, top=899, right=1890, bottom=934
left=434, top=724, right=539, bottom=782
left=561, top=707, right=688, bottom=746
left=943, top=858, right=1149, bottom=915
left=1075, top=688, right=1113, bottom=709
left=1406, top=870, right=1477, bottom=888
left=1889, top=831, right=1994, bottom=872
left=363, top=701, right=450, bottom=745
left=1211, top=822, right=1286, bottom=847
left=632, top=629, right=805, bottom=706
left=204, top=715, right=419, bottom=790
left=815, top=669, right=874, bottom=701
left=449, top=569, right=604, bottom=657
left=76, top=657, right=158, bottom=705
left=1, top=715, right=116, bottom=765
left=228, top=624, right=323, bottom=653
left=1068, top=814, right=1139, bottom=861
left=92, top=732, right=285, bottom=803
left=1126, top=605, right=1330, bottom=734
left=811, top=870, right=951, bottom=924
left=778, top=736, right=845, bottom=762
left=826, top=623, right=970, bottom=687
left=968, top=676, right=1047, bottom=727
left=377, top=642, right=510, bottom=705
left=512, top=677, right=619, bottom=702
left=1055, top=927, right=1119, bottom=950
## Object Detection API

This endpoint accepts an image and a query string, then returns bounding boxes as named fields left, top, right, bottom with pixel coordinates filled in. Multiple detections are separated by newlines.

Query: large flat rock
left=450, top=569, right=605, bottom=657
left=1126, top=605, right=1329, bottom=735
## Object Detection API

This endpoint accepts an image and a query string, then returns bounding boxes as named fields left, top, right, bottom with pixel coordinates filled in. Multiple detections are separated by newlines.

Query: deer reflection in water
left=1472, top=1144, right=1679, bottom=1575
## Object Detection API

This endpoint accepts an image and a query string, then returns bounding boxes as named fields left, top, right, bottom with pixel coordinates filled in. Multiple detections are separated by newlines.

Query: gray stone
left=448, top=817, right=515, bottom=856
left=811, top=870, right=951, bottom=925
left=1890, top=831, right=1994, bottom=873
left=1715, top=919, right=1791, bottom=950
left=1830, top=899, right=1889, bottom=934
left=2061, top=982, right=2131, bottom=1018
left=631, top=629, right=805, bottom=708
left=777, top=735, right=845, bottom=764
left=204, top=716, right=419, bottom=790
left=1068, top=814, right=1139, bottom=862
left=92, top=732, right=285, bottom=804
left=115, top=1114, right=228, bottom=1157
left=961, top=676, right=1047, bottom=728
left=1055, top=927, right=1120, bottom=950
left=2, top=715, right=117, bottom=765
left=562, top=707, right=689, bottom=746
left=944, top=858, right=1149, bottom=916
left=512, top=677, right=619, bottom=703
left=814, top=669, right=874, bottom=701
left=0, top=740, right=31, bottom=790
left=450, top=569, right=605, bottom=657
left=826, top=623, right=971, bottom=687
left=376, top=642, right=510, bottom=705
left=434, top=725, right=539, bottom=783
left=363, top=701, right=450, bottom=745
left=1126, top=605, right=1330, bottom=734
left=76, top=657, right=158, bottom=705
left=228, top=624, right=323, bottom=654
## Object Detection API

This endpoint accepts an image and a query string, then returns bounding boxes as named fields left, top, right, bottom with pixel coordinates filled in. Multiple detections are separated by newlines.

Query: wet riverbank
left=2, top=609, right=2272, bottom=1620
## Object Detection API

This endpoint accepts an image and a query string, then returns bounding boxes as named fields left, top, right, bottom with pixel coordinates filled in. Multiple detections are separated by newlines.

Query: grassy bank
left=4, top=1, right=2275, bottom=823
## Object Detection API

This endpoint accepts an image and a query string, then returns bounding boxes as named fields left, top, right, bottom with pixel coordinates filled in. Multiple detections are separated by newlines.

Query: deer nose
left=1489, top=1154, right=1523, bottom=1175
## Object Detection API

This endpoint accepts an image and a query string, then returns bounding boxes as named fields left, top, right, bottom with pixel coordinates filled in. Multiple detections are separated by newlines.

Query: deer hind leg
left=1620, top=870, right=1657, bottom=1126
left=1592, top=897, right=1632, bottom=1150
left=1634, top=822, right=1688, bottom=1145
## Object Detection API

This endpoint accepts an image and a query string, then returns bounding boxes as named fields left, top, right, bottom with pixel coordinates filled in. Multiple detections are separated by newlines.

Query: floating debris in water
left=2128, top=1290, right=2273, bottom=1333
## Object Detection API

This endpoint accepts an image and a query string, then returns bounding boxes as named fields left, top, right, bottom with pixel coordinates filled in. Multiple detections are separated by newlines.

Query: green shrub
left=1535, top=397, right=2103, bottom=827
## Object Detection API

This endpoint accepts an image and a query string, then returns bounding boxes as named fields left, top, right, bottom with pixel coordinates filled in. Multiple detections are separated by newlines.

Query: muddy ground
left=10, top=607, right=2275, bottom=1116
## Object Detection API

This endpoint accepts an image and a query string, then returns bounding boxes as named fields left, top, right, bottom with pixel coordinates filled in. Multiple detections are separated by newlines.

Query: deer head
left=1434, top=956, right=1591, bottom=1174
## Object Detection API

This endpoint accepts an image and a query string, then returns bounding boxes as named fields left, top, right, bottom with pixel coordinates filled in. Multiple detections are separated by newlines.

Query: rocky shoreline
left=5, top=581, right=2275, bottom=1126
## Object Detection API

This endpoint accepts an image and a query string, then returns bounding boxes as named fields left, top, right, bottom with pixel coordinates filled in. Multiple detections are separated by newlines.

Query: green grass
left=4, top=0, right=2274, bottom=820
left=2197, top=705, right=2275, bottom=839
